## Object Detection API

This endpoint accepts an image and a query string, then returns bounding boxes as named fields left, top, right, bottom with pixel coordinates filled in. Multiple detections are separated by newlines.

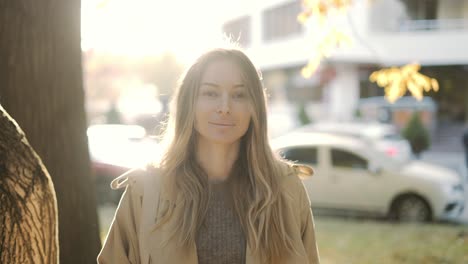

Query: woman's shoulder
left=278, top=161, right=313, bottom=179
left=277, top=161, right=314, bottom=194
left=110, top=163, right=162, bottom=191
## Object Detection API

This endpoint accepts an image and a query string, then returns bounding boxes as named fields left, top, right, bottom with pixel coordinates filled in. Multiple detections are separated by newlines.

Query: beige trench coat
left=97, top=166, right=320, bottom=264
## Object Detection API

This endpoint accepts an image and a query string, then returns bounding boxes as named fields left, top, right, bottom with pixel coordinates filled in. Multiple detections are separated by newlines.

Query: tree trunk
left=0, top=1, right=101, bottom=263
left=0, top=105, right=58, bottom=264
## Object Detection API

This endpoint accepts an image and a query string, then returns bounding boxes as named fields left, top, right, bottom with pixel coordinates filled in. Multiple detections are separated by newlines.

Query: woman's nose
left=216, top=94, right=231, bottom=114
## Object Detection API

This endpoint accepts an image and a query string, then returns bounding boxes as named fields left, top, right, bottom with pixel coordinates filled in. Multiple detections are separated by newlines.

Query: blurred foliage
left=370, top=64, right=439, bottom=103
left=298, top=0, right=353, bottom=78
left=402, top=112, right=430, bottom=156
left=83, top=51, right=184, bottom=101
left=105, top=102, right=122, bottom=124
left=137, top=53, right=184, bottom=97
left=354, top=108, right=362, bottom=118
left=297, top=0, right=439, bottom=103
left=298, top=103, right=312, bottom=125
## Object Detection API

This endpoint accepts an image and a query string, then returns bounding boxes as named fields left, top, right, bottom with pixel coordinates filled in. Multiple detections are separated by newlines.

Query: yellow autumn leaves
left=298, top=0, right=439, bottom=103
left=370, top=64, right=439, bottom=103
left=298, top=0, right=352, bottom=24
left=301, top=28, right=353, bottom=78
left=299, top=0, right=353, bottom=78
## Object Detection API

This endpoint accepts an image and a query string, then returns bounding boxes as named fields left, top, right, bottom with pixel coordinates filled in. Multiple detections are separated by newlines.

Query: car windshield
left=381, top=133, right=405, bottom=141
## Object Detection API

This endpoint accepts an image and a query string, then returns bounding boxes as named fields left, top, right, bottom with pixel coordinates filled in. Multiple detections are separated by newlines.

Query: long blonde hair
left=155, top=48, right=297, bottom=262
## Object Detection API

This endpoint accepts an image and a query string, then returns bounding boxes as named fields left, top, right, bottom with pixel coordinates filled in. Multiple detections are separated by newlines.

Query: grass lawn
left=98, top=205, right=468, bottom=263
left=314, top=216, right=468, bottom=264
left=98, top=204, right=117, bottom=242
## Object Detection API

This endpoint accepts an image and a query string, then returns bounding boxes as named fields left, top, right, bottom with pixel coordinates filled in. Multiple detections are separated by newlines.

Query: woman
left=98, top=48, right=320, bottom=264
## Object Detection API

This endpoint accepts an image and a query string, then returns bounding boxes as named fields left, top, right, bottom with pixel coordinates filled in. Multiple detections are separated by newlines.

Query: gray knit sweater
left=196, top=181, right=246, bottom=264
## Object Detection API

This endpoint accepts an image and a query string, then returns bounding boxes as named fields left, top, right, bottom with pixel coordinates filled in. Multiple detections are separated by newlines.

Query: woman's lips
left=209, top=122, right=235, bottom=127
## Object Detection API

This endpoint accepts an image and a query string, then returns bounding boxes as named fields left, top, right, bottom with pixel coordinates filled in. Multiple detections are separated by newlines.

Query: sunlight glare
left=81, top=0, right=227, bottom=64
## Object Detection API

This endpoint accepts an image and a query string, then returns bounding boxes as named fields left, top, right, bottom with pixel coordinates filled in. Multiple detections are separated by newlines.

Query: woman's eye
left=202, top=91, right=218, bottom=97
left=232, top=92, right=246, bottom=99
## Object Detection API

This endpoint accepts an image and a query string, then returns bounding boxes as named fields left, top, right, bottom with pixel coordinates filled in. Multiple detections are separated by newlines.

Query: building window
left=262, top=1, right=303, bottom=42
left=359, top=66, right=385, bottom=98
left=223, top=16, right=252, bottom=47
left=403, top=0, right=438, bottom=20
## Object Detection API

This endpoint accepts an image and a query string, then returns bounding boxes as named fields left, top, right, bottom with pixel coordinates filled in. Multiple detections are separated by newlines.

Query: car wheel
left=393, top=195, right=431, bottom=222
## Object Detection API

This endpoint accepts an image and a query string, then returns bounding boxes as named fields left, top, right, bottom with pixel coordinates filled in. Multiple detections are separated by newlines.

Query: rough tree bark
left=0, top=1, right=101, bottom=263
left=0, top=105, right=58, bottom=264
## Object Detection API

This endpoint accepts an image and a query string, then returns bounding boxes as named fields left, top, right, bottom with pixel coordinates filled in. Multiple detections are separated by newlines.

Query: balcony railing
left=399, top=19, right=468, bottom=31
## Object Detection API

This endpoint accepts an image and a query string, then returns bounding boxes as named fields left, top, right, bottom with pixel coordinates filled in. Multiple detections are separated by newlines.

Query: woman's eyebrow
left=201, top=82, right=245, bottom=88
left=201, top=82, right=219, bottom=87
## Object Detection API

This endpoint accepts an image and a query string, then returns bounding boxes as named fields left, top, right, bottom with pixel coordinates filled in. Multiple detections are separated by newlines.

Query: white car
left=87, top=124, right=161, bottom=203
left=271, top=132, right=465, bottom=222
left=87, top=124, right=160, bottom=169
left=294, top=121, right=413, bottom=162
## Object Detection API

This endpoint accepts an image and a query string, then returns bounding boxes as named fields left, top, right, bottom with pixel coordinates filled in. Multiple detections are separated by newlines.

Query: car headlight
left=442, top=183, right=464, bottom=195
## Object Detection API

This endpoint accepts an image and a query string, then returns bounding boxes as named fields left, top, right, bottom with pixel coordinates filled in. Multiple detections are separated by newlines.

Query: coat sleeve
left=97, top=179, right=142, bottom=264
left=299, top=181, right=320, bottom=264
left=301, top=205, right=320, bottom=263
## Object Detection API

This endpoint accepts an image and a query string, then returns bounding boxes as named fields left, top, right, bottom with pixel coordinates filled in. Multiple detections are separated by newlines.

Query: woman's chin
left=199, top=134, right=242, bottom=146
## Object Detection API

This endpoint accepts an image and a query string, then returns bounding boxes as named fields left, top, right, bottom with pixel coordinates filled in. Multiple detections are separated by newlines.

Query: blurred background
left=80, top=0, right=468, bottom=263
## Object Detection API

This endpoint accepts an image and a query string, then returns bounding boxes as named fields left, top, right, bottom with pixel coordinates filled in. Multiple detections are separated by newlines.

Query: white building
left=221, top=0, right=468, bottom=125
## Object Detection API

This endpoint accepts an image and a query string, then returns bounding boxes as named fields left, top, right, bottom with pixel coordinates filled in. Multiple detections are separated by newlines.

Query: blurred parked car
left=271, top=132, right=465, bottom=222
left=87, top=124, right=161, bottom=203
left=295, top=121, right=412, bottom=162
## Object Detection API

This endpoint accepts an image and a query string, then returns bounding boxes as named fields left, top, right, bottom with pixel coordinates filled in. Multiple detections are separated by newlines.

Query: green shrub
left=298, top=103, right=311, bottom=125
left=402, top=112, right=430, bottom=156
left=354, top=108, right=362, bottom=119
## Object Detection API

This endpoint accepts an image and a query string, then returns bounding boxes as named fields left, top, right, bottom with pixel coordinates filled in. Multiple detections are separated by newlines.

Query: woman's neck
left=196, top=138, right=240, bottom=182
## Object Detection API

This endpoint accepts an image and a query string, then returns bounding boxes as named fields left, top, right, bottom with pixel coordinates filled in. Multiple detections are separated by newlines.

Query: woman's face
left=194, top=59, right=252, bottom=145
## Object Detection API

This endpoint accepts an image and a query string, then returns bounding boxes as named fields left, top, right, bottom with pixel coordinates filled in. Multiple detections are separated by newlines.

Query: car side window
left=331, top=149, right=368, bottom=169
left=279, top=147, right=318, bottom=165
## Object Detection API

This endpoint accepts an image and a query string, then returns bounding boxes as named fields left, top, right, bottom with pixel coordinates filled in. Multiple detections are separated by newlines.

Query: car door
left=327, top=147, right=383, bottom=212
left=278, top=146, right=330, bottom=206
